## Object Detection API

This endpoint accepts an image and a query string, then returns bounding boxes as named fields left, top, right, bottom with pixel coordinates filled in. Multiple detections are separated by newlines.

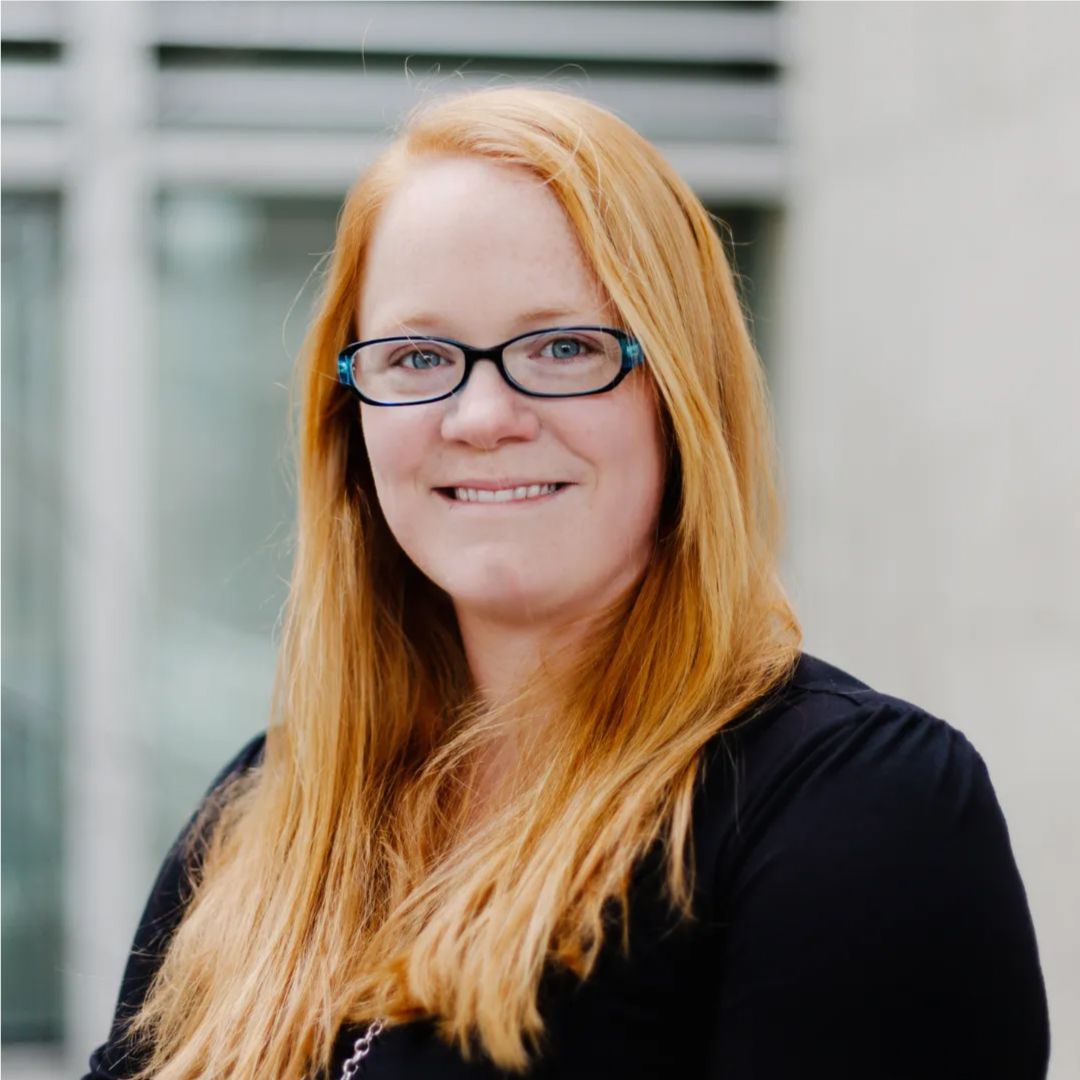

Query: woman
left=85, top=87, right=1049, bottom=1079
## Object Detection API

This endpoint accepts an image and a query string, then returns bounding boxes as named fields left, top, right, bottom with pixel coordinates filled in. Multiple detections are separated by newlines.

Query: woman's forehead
left=358, top=159, right=610, bottom=338
left=374, top=156, right=561, bottom=237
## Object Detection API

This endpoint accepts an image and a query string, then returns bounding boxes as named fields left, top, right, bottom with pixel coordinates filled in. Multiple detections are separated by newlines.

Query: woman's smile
left=435, top=481, right=574, bottom=505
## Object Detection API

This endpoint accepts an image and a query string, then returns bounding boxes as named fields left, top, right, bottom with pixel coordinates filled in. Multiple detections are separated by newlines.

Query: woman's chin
left=435, top=568, right=572, bottom=628
left=430, top=558, right=645, bottom=632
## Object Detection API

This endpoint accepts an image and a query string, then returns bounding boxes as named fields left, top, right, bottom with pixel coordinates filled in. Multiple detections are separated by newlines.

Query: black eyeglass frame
left=336, top=325, right=645, bottom=406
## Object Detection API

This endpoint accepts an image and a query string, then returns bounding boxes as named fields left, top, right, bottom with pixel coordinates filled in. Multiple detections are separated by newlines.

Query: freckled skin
left=358, top=157, right=666, bottom=637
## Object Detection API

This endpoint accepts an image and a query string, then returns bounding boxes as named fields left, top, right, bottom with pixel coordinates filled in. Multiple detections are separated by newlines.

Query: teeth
left=452, top=484, right=559, bottom=503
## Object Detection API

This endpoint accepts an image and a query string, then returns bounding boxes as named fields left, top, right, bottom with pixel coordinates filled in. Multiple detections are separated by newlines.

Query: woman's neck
left=451, top=607, right=587, bottom=828
left=454, top=606, right=588, bottom=706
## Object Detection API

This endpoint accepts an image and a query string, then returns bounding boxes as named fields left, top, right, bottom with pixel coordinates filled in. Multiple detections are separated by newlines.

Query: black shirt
left=84, top=653, right=1050, bottom=1078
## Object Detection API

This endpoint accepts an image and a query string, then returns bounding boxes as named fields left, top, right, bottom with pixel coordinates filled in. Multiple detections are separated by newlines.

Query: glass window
left=1, top=191, right=65, bottom=1043
left=149, top=193, right=338, bottom=851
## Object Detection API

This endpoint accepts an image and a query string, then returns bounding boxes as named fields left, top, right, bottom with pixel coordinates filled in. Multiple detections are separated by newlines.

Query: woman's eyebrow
left=385, top=307, right=593, bottom=338
left=506, top=307, right=585, bottom=329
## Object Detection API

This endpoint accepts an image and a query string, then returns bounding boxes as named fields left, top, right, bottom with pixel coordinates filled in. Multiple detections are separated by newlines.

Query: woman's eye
left=539, top=337, right=591, bottom=361
left=396, top=349, right=447, bottom=370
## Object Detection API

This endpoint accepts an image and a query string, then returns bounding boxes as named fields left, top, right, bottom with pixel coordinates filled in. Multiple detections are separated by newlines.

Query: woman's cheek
left=362, top=413, right=432, bottom=535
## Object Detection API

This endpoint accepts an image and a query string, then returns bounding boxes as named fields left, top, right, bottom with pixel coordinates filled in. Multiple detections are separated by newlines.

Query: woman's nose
left=439, top=360, right=540, bottom=449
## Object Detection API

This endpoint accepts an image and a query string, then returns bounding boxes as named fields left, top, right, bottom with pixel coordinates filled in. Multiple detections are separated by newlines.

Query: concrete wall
left=776, top=5, right=1080, bottom=1076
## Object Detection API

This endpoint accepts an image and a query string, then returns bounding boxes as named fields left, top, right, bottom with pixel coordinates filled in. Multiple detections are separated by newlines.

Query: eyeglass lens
left=350, top=329, right=624, bottom=403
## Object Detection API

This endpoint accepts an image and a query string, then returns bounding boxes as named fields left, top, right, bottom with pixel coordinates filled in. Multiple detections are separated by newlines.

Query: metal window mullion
left=61, top=3, right=155, bottom=1071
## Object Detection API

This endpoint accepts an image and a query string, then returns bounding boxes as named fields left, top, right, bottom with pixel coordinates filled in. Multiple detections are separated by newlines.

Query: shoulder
left=205, top=730, right=267, bottom=794
left=145, top=729, right=268, bottom=920
left=694, top=651, right=1014, bottom=903
left=130, top=730, right=268, bottom=946
left=206, top=729, right=268, bottom=790
left=168, top=730, right=268, bottom=865
left=695, top=651, right=988, bottom=865
left=690, top=654, right=1049, bottom=1075
left=85, top=732, right=270, bottom=1078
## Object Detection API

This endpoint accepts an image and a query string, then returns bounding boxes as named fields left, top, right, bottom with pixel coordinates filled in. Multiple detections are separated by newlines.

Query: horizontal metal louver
left=2, top=1, right=784, bottom=200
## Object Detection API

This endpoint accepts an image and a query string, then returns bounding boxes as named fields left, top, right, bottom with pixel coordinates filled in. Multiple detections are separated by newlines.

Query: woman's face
left=357, top=156, right=666, bottom=629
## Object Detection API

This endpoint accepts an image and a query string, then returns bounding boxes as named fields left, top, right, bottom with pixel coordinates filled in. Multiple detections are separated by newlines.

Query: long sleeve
left=703, top=702, right=1050, bottom=1079
left=82, top=733, right=267, bottom=1080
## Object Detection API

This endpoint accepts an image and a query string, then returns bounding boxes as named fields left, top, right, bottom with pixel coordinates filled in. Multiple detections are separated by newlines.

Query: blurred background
left=2, top=2, right=1077, bottom=1077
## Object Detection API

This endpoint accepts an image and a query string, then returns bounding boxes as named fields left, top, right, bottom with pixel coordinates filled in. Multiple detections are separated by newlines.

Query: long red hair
left=124, top=86, right=800, bottom=1078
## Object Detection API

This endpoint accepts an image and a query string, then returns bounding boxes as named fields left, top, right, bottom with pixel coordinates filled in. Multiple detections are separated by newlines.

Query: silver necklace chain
left=338, top=1018, right=386, bottom=1079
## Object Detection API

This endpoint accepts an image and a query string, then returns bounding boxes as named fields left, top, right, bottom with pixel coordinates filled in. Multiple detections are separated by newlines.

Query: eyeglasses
left=337, top=326, right=645, bottom=406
